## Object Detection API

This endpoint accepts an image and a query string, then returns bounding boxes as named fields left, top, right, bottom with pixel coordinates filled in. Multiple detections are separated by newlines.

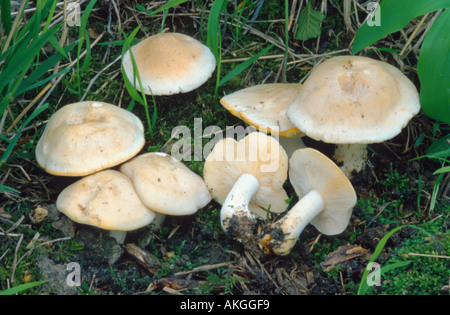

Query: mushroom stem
left=333, top=143, right=368, bottom=178
left=278, top=136, right=307, bottom=157
left=221, top=173, right=260, bottom=240
left=109, top=230, right=127, bottom=244
left=260, top=189, right=324, bottom=255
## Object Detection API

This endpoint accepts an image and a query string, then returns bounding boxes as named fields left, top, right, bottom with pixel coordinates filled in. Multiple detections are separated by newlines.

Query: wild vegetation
left=0, top=0, right=448, bottom=295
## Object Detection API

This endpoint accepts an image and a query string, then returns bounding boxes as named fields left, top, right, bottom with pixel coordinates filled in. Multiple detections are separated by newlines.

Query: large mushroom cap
left=35, top=101, right=145, bottom=176
left=289, top=148, right=356, bottom=235
left=287, top=56, right=420, bottom=144
left=122, top=32, right=216, bottom=95
left=120, top=152, right=211, bottom=216
left=204, top=132, right=289, bottom=218
left=56, top=170, right=156, bottom=231
left=220, top=83, right=304, bottom=137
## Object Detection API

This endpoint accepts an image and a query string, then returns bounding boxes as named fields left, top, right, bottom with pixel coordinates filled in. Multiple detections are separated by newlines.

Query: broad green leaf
left=417, top=9, right=450, bottom=124
left=219, top=45, right=273, bottom=86
left=295, top=3, right=324, bottom=41
left=426, top=134, right=450, bottom=160
left=0, top=281, right=48, bottom=295
left=352, top=0, right=450, bottom=54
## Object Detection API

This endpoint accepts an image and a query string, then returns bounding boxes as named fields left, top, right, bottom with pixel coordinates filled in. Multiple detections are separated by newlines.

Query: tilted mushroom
left=259, top=148, right=357, bottom=256
left=56, top=170, right=156, bottom=243
left=122, top=32, right=216, bottom=96
left=35, top=101, right=145, bottom=176
left=203, top=132, right=289, bottom=244
left=287, top=56, right=420, bottom=177
left=120, top=152, right=211, bottom=216
left=220, top=83, right=306, bottom=156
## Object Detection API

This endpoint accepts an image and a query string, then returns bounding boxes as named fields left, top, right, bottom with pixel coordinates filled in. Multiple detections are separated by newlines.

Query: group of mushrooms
left=35, top=32, right=420, bottom=256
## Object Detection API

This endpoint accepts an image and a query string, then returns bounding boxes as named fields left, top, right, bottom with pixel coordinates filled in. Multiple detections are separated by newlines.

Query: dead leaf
left=30, top=206, right=49, bottom=223
left=321, top=244, right=368, bottom=272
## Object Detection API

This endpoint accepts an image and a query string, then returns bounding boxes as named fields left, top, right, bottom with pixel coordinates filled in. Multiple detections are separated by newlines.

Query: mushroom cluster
left=36, top=40, right=420, bottom=258
left=36, top=101, right=211, bottom=243
left=212, top=55, right=420, bottom=255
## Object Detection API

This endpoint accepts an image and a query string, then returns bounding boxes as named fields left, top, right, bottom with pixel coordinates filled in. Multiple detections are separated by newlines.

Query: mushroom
left=259, top=148, right=357, bottom=256
left=56, top=170, right=157, bottom=243
left=35, top=101, right=145, bottom=177
left=287, top=56, right=420, bottom=177
left=122, top=32, right=216, bottom=96
left=220, top=83, right=306, bottom=156
left=120, top=152, right=211, bottom=216
left=203, top=132, right=289, bottom=244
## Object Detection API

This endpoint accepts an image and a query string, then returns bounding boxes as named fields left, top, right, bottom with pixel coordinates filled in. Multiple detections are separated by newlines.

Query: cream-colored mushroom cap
left=120, top=152, right=211, bottom=216
left=35, top=101, right=145, bottom=176
left=220, top=83, right=304, bottom=137
left=122, top=32, right=216, bottom=95
left=289, top=148, right=356, bottom=235
left=204, top=132, right=289, bottom=218
left=287, top=56, right=420, bottom=144
left=56, top=170, right=156, bottom=231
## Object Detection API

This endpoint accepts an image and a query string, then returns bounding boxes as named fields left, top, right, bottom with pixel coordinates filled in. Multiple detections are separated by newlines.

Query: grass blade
left=0, top=104, right=49, bottom=168
left=0, top=0, right=12, bottom=35
left=219, top=45, right=273, bottom=86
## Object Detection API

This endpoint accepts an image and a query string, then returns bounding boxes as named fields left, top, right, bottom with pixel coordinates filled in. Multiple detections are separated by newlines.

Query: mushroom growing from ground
left=35, top=101, right=145, bottom=176
left=220, top=83, right=306, bottom=156
left=120, top=152, right=211, bottom=216
left=56, top=170, right=156, bottom=244
left=122, top=32, right=216, bottom=96
left=203, top=132, right=289, bottom=246
left=287, top=56, right=420, bottom=177
left=259, top=148, right=357, bottom=256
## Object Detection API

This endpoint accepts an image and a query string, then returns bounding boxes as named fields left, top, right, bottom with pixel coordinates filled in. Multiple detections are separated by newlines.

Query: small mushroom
left=203, top=132, right=289, bottom=243
left=56, top=170, right=156, bottom=244
left=220, top=83, right=306, bottom=156
left=35, top=101, right=145, bottom=177
left=287, top=56, right=420, bottom=176
left=120, top=152, right=211, bottom=216
left=122, top=32, right=216, bottom=96
left=259, top=148, right=356, bottom=256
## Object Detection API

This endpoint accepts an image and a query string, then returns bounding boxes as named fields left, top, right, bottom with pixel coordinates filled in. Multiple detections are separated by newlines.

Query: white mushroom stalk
left=259, top=148, right=357, bottom=256
left=220, top=173, right=260, bottom=240
left=333, top=143, right=368, bottom=178
left=259, top=190, right=324, bottom=255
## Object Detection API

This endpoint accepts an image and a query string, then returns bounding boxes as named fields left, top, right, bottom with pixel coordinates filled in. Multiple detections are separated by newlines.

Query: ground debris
left=321, top=244, right=369, bottom=272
